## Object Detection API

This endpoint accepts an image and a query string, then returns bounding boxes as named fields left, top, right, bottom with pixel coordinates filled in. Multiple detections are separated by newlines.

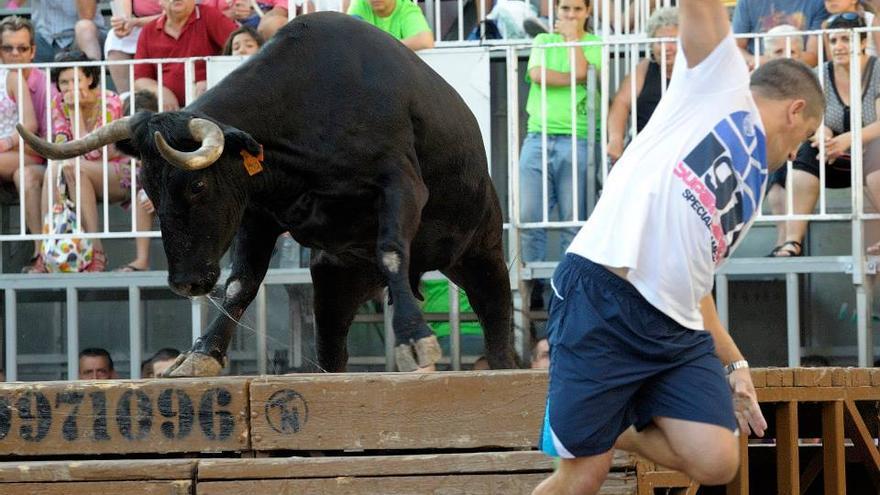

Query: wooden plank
left=197, top=473, right=636, bottom=495
left=198, top=451, right=554, bottom=479
left=832, top=368, right=850, bottom=387
left=794, top=368, right=833, bottom=387
left=849, top=368, right=872, bottom=387
left=765, top=368, right=784, bottom=387
left=756, top=387, right=846, bottom=403
left=870, top=368, right=880, bottom=387
left=725, top=430, right=748, bottom=495
left=843, top=400, right=880, bottom=474
left=822, top=401, right=846, bottom=495
left=0, top=481, right=191, bottom=494
left=0, top=459, right=196, bottom=482
left=776, top=401, right=800, bottom=495
left=0, top=378, right=250, bottom=456
left=248, top=371, right=547, bottom=451
left=750, top=369, right=766, bottom=388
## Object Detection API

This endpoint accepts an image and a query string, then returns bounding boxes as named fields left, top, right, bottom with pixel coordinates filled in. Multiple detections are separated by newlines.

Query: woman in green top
left=519, top=0, right=601, bottom=305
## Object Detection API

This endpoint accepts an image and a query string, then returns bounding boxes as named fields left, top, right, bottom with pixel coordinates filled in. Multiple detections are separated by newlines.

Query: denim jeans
left=519, top=133, right=589, bottom=263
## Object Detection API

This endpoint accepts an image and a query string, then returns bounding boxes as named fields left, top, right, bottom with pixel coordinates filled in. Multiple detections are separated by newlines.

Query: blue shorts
left=539, top=255, right=737, bottom=458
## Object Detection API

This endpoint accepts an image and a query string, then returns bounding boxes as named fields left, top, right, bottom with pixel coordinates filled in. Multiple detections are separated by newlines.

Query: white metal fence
left=2, top=24, right=880, bottom=379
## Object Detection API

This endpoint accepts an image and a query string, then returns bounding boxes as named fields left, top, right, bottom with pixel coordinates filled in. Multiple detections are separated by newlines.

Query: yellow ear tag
left=241, top=146, right=264, bottom=176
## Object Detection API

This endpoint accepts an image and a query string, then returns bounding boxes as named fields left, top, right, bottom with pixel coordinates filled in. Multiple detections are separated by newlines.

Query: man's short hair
left=762, top=24, right=804, bottom=53
left=79, top=347, right=114, bottom=370
left=123, top=90, right=159, bottom=115
left=750, top=58, right=824, bottom=120
left=0, top=16, right=34, bottom=45
left=149, top=348, right=181, bottom=362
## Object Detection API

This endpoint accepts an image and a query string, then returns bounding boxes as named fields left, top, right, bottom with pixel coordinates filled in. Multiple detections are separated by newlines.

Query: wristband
left=725, top=359, right=749, bottom=375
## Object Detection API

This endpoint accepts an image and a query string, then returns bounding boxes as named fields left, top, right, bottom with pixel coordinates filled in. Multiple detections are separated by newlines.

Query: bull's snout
left=168, top=266, right=220, bottom=297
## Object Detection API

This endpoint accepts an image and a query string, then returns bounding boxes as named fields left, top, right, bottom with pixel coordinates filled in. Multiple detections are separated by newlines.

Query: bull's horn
left=16, top=118, right=132, bottom=160
left=154, top=118, right=225, bottom=171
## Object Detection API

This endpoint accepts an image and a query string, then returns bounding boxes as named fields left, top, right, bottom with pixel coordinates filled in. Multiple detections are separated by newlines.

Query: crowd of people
left=0, top=0, right=878, bottom=372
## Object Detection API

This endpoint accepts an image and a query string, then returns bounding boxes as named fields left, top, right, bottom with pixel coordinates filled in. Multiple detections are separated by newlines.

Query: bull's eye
left=190, top=180, right=206, bottom=195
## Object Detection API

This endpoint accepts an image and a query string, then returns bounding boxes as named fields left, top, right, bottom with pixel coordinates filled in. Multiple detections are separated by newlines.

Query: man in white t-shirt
left=532, top=1, right=824, bottom=494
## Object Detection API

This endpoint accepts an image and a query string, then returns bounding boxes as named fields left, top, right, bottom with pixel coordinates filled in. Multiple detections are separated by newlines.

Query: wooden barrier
left=0, top=368, right=876, bottom=494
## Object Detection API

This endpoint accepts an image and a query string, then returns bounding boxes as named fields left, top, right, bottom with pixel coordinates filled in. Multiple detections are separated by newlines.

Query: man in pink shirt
left=0, top=16, right=56, bottom=140
left=133, top=0, right=236, bottom=110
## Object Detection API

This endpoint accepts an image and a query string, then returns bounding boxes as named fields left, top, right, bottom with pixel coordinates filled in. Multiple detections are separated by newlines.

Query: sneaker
left=523, top=16, right=550, bottom=37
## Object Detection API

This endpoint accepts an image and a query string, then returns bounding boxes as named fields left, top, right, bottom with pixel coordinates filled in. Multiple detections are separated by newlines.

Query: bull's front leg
left=164, top=214, right=281, bottom=377
left=377, top=169, right=441, bottom=372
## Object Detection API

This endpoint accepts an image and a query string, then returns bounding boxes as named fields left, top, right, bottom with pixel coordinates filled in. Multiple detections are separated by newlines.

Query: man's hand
left=728, top=368, right=767, bottom=437
left=824, top=132, right=852, bottom=164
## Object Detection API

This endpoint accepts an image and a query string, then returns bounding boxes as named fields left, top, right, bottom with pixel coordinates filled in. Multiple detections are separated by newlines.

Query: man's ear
left=224, top=127, right=262, bottom=157
left=789, top=98, right=808, bottom=124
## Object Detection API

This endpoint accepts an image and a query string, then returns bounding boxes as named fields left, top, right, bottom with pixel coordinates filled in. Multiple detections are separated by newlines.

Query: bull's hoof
left=161, top=352, right=224, bottom=377
left=395, top=335, right=442, bottom=372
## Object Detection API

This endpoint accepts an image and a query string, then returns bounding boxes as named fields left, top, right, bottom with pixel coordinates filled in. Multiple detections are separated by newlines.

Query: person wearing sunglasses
left=0, top=16, right=48, bottom=273
left=824, top=0, right=880, bottom=56
left=770, top=12, right=880, bottom=256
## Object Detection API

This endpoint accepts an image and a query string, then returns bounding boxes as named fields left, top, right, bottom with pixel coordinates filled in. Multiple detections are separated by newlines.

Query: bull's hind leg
left=164, top=213, right=280, bottom=377
left=377, top=167, right=441, bottom=371
left=443, top=246, right=517, bottom=369
left=311, top=252, right=383, bottom=372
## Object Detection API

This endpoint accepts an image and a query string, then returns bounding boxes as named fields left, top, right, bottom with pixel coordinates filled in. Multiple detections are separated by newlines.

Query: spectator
left=202, top=0, right=290, bottom=40
left=26, top=51, right=126, bottom=273
left=0, top=16, right=49, bottom=273
left=145, top=347, right=181, bottom=377
left=222, top=25, right=265, bottom=56
left=133, top=0, right=237, bottom=111
left=770, top=13, right=880, bottom=257
left=531, top=337, right=549, bottom=369
left=31, top=0, right=108, bottom=63
left=78, top=347, right=116, bottom=379
left=824, top=0, right=880, bottom=56
left=105, top=0, right=163, bottom=96
left=732, top=0, right=829, bottom=68
left=607, top=7, right=677, bottom=163
left=519, top=0, right=601, bottom=308
left=347, top=0, right=435, bottom=51
left=116, top=89, right=159, bottom=272
left=762, top=25, right=806, bottom=251
left=420, top=279, right=485, bottom=368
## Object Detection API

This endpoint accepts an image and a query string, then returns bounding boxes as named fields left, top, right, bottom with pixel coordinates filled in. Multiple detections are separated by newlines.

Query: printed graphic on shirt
left=673, top=111, right=767, bottom=264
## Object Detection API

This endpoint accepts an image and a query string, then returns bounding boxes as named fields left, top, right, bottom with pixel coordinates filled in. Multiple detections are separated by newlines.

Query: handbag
left=40, top=168, right=94, bottom=272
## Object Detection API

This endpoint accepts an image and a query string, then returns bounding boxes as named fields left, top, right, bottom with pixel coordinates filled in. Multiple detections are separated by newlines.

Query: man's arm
left=679, top=0, right=730, bottom=68
left=699, top=293, right=767, bottom=436
left=401, top=31, right=434, bottom=51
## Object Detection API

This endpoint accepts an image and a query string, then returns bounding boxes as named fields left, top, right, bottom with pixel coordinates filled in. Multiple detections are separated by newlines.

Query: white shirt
left=567, top=34, right=767, bottom=330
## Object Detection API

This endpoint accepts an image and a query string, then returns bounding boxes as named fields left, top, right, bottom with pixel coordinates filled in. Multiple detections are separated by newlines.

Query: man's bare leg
left=615, top=417, right=739, bottom=486
left=531, top=451, right=613, bottom=495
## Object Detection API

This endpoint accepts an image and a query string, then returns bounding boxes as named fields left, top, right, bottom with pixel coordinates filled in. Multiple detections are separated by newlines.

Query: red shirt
left=134, top=6, right=237, bottom=105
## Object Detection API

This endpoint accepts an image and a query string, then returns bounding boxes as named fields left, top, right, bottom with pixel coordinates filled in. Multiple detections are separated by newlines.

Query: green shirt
left=420, top=279, right=483, bottom=338
left=347, top=0, right=431, bottom=41
left=526, top=33, right=603, bottom=138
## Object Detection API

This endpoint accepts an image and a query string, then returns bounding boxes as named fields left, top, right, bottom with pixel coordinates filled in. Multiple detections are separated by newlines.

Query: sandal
left=21, top=254, right=47, bottom=273
left=114, top=264, right=146, bottom=272
left=85, top=249, right=107, bottom=272
left=768, top=240, right=803, bottom=257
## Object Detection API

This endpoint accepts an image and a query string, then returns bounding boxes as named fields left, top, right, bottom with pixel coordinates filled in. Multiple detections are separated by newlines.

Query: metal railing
left=2, top=26, right=880, bottom=379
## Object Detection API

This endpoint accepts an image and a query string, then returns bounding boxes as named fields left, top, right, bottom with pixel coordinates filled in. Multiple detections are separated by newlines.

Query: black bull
left=20, top=12, right=516, bottom=375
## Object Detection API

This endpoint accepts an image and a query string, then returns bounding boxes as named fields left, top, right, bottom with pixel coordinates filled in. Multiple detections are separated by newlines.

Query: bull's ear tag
left=241, top=145, right=264, bottom=176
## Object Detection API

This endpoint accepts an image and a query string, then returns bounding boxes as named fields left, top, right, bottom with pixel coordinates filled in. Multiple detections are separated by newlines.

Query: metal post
left=786, top=273, right=801, bottom=367
left=384, top=290, right=395, bottom=371
left=449, top=279, right=461, bottom=371
left=129, top=286, right=142, bottom=379
left=191, top=297, right=207, bottom=343
left=4, top=289, right=16, bottom=381
left=256, top=284, right=268, bottom=375
left=715, top=274, right=729, bottom=329
left=66, top=287, right=78, bottom=380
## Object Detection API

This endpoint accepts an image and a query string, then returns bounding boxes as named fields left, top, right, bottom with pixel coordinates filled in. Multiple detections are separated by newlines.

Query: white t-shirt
left=567, top=34, right=767, bottom=330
